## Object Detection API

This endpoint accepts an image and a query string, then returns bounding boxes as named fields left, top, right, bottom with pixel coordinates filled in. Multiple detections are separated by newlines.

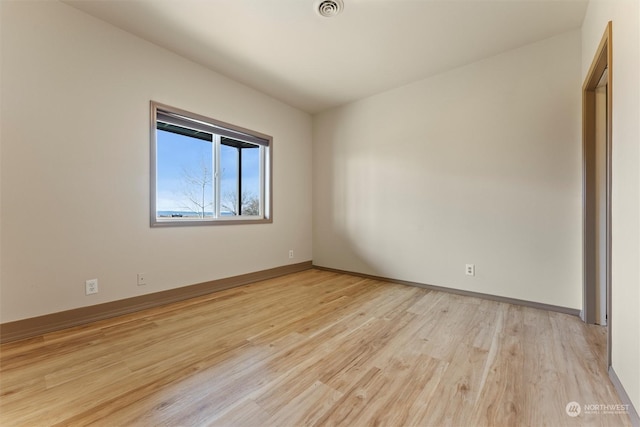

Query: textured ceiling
left=65, top=0, right=588, bottom=113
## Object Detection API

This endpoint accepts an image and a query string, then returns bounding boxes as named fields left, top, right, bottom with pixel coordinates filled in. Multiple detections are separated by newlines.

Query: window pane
left=241, top=146, right=261, bottom=216
left=156, top=129, right=213, bottom=219
left=220, top=143, right=239, bottom=216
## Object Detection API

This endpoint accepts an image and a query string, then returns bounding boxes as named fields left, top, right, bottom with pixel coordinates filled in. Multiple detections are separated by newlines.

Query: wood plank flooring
left=0, top=269, right=631, bottom=426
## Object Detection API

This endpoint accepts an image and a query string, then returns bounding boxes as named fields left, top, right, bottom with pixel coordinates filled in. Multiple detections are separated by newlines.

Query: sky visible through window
left=156, top=130, right=260, bottom=215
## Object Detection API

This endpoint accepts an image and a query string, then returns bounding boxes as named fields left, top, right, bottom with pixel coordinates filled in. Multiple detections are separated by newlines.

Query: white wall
left=0, top=0, right=4, bottom=321
left=0, top=1, right=312, bottom=323
left=582, top=0, right=640, bottom=414
left=313, top=30, right=582, bottom=309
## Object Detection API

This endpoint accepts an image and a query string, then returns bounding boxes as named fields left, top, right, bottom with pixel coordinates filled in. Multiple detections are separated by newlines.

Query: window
left=150, top=101, right=272, bottom=226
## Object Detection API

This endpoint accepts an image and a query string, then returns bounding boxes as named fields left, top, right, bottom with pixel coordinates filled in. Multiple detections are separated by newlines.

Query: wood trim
left=313, top=265, right=581, bottom=317
left=582, top=83, right=597, bottom=323
left=582, top=23, right=611, bottom=323
left=609, top=366, right=640, bottom=427
left=582, top=21, right=613, bottom=367
left=0, top=261, right=312, bottom=344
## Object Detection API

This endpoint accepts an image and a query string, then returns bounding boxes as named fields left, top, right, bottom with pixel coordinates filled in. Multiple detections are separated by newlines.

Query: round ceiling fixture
left=315, top=0, right=344, bottom=18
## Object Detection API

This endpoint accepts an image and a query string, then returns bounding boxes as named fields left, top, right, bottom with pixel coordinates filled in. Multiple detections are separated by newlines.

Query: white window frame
left=150, top=101, right=272, bottom=227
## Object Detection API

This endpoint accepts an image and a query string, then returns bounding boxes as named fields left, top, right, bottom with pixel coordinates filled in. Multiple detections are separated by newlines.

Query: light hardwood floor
left=0, top=269, right=630, bottom=426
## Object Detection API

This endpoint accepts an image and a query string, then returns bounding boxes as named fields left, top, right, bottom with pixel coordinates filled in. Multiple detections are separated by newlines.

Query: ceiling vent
left=315, top=0, right=344, bottom=18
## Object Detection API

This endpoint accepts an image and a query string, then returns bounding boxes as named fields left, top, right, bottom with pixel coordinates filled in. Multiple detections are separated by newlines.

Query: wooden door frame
left=582, top=21, right=612, bottom=367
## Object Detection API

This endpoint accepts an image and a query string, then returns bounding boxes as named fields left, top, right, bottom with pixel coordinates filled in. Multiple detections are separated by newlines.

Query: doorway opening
left=582, top=21, right=612, bottom=367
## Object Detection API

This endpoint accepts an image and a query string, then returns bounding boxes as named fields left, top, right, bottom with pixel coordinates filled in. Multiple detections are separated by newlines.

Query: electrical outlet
left=465, top=264, right=475, bottom=276
left=85, top=278, right=99, bottom=295
left=137, top=273, right=147, bottom=286
left=288, top=250, right=294, bottom=259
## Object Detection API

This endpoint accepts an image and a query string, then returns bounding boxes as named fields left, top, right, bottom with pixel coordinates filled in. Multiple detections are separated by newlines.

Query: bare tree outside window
left=221, top=190, right=260, bottom=216
left=179, top=156, right=212, bottom=218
